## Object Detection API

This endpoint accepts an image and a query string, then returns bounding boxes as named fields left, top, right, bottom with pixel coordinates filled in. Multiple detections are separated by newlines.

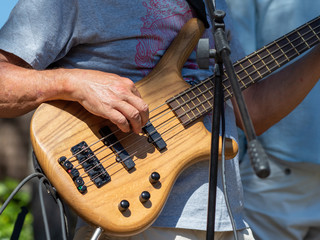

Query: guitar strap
left=186, top=0, right=210, bottom=28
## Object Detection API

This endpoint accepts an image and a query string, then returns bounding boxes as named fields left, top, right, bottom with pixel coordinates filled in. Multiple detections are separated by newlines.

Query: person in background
left=226, top=0, right=320, bottom=239
left=1, top=0, right=320, bottom=239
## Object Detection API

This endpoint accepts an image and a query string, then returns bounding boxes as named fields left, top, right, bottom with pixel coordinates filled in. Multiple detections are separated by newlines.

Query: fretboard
left=167, top=15, right=320, bottom=126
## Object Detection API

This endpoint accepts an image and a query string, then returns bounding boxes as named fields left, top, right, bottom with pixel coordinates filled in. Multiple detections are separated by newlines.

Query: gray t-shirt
left=0, top=0, right=247, bottom=232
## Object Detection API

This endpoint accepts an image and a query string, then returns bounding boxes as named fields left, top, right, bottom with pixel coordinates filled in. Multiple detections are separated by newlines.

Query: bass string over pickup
left=99, top=126, right=135, bottom=171
left=142, top=121, right=167, bottom=151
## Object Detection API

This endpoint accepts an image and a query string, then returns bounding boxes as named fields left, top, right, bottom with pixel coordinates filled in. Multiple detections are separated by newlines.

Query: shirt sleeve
left=0, top=0, right=79, bottom=70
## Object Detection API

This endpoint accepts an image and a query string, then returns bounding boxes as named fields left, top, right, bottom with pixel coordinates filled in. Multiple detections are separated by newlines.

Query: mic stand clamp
left=209, top=10, right=270, bottom=179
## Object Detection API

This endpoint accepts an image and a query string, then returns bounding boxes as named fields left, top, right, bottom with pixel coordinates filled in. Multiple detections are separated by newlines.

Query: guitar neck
left=168, top=15, right=320, bottom=126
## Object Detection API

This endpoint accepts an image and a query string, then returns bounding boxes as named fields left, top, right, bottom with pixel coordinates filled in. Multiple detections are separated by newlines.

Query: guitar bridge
left=71, top=141, right=111, bottom=187
left=58, top=141, right=111, bottom=194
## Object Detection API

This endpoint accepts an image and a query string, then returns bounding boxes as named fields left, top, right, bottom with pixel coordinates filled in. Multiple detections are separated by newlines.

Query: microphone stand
left=198, top=1, right=271, bottom=240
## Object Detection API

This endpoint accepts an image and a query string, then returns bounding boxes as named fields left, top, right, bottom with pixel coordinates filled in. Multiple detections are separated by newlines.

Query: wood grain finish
left=30, top=15, right=320, bottom=236
left=30, top=18, right=238, bottom=237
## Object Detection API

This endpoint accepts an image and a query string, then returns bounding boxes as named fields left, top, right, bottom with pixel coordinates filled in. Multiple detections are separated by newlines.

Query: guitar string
left=74, top=21, right=320, bottom=169
left=177, top=23, right=320, bottom=114
left=78, top=107, right=177, bottom=180
left=165, top=17, right=320, bottom=107
left=73, top=26, right=320, bottom=184
left=68, top=21, right=320, bottom=168
left=81, top=34, right=320, bottom=186
left=82, top=114, right=182, bottom=187
left=166, top=27, right=320, bottom=124
left=63, top=23, right=320, bottom=184
left=85, top=58, right=319, bottom=186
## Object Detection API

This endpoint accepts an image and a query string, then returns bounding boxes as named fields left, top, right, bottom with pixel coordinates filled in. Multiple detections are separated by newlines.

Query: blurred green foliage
left=0, top=178, right=33, bottom=240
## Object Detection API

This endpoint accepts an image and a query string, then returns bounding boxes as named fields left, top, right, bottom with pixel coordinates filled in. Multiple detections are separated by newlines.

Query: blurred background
left=0, top=1, right=34, bottom=239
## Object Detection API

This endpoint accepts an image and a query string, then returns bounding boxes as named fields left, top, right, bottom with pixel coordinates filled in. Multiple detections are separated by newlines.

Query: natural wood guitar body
left=30, top=18, right=238, bottom=237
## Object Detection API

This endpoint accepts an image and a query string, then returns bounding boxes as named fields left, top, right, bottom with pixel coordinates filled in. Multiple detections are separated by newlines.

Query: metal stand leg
left=90, top=227, right=103, bottom=240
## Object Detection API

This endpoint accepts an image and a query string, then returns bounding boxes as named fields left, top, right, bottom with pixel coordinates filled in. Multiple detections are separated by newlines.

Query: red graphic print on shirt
left=135, top=0, right=193, bottom=76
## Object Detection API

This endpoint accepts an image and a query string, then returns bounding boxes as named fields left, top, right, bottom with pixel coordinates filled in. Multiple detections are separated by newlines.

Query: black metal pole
left=203, top=1, right=270, bottom=240
left=206, top=62, right=224, bottom=240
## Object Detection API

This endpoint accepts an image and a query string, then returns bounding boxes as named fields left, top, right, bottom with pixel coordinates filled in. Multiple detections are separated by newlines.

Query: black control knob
left=149, top=172, right=160, bottom=184
left=118, top=200, right=130, bottom=212
left=139, top=191, right=151, bottom=203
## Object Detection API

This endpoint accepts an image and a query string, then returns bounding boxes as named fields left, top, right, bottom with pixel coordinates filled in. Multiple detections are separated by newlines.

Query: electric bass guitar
left=30, top=16, right=320, bottom=236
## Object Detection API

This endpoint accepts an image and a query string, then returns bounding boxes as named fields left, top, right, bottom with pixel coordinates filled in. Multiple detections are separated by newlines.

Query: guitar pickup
left=99, top=126, right=135, bottom=171
left=143, top=121, right=167, bottom=151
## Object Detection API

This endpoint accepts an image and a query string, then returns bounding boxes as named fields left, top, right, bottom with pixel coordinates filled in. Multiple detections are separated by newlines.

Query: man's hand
left=65, top=69, right=149, bottom=134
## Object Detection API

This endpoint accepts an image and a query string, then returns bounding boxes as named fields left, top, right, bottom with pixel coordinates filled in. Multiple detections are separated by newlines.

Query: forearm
left=0, top=50, right=148, bottom=133
left=0, top=61, right=68, bottom=117
left=234, top=44, right=320, bottom=135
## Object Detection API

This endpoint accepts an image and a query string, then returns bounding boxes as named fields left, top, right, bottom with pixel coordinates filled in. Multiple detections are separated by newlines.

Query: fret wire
left=198, top=81, right=212, bottom=114
left=222, top=73, right=233, bottom=95
left=227, top=31, right=319, bottom=95
left=285, top=36, right=301, bottom=55
left=208, top=40, right=320, bottom=120
left=189, top=87, right=204, bottom=114
left=231, top=63, right=246, bottom=88
left=205, top=80, right=214, bottom=98
left=70, top=18, right=320, bottom=171
left=225, top=41, right=319, bottom=101
left=197, top=84, right=208, bottom=113
left=236, top=20, right=320, bottom=74
left=233, top=65, right=253, bottom=90
left=185, top=91, right=200, bottom=119
left=193, top=85, right=205, bottom=113
left=224, top=24, right=320, bottom=94
left=297, top=31, right=311, bottom=48
left=228, top=41, right=299, bottom=94
left=237, top=62, right=255, bottom=90
left=167, top=80, right=215, bottom=116
left=256, top=51, right=272, bottom=73
left=202, top=81, right=213, bottom=110
left=265, top=47, right=281, bottom=67
left=308, top=24, right=320, bottom=41
left=179, top=95, right=214, bottom=125
left=186, top=94, right=198, bottom=121
left=246, top=57, right=264, bottom=79
left=184, top=38, right=320, bottom=122
left=178, top=96, right=193, bottom=123
left=166, top=77, right=212, bottom=104
left=169, top=20, right=320, bottom=123
left=185, top=41, right=309, bottom=124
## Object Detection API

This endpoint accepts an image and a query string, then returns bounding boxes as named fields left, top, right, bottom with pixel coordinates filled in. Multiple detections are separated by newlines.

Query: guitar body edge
left=30, top=18, right=238, bottom=237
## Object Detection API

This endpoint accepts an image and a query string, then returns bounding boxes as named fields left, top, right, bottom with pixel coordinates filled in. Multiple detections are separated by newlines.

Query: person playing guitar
left=0, top=0, right=320, bottom=239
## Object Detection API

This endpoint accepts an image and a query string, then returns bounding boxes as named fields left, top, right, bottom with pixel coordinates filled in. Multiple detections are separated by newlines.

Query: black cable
left=0, top=172, right=44, bottom=215
left=0, top=172, right=68, bottom=240
left=39, top=177, right=51, bottom=240
left=57, top=198, right=68, bottom=240
left=220, top=103, right=238, bottom=240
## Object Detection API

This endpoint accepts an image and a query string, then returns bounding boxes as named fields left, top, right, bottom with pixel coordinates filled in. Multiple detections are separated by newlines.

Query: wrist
left=39, top=68, right=77, bottom=103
